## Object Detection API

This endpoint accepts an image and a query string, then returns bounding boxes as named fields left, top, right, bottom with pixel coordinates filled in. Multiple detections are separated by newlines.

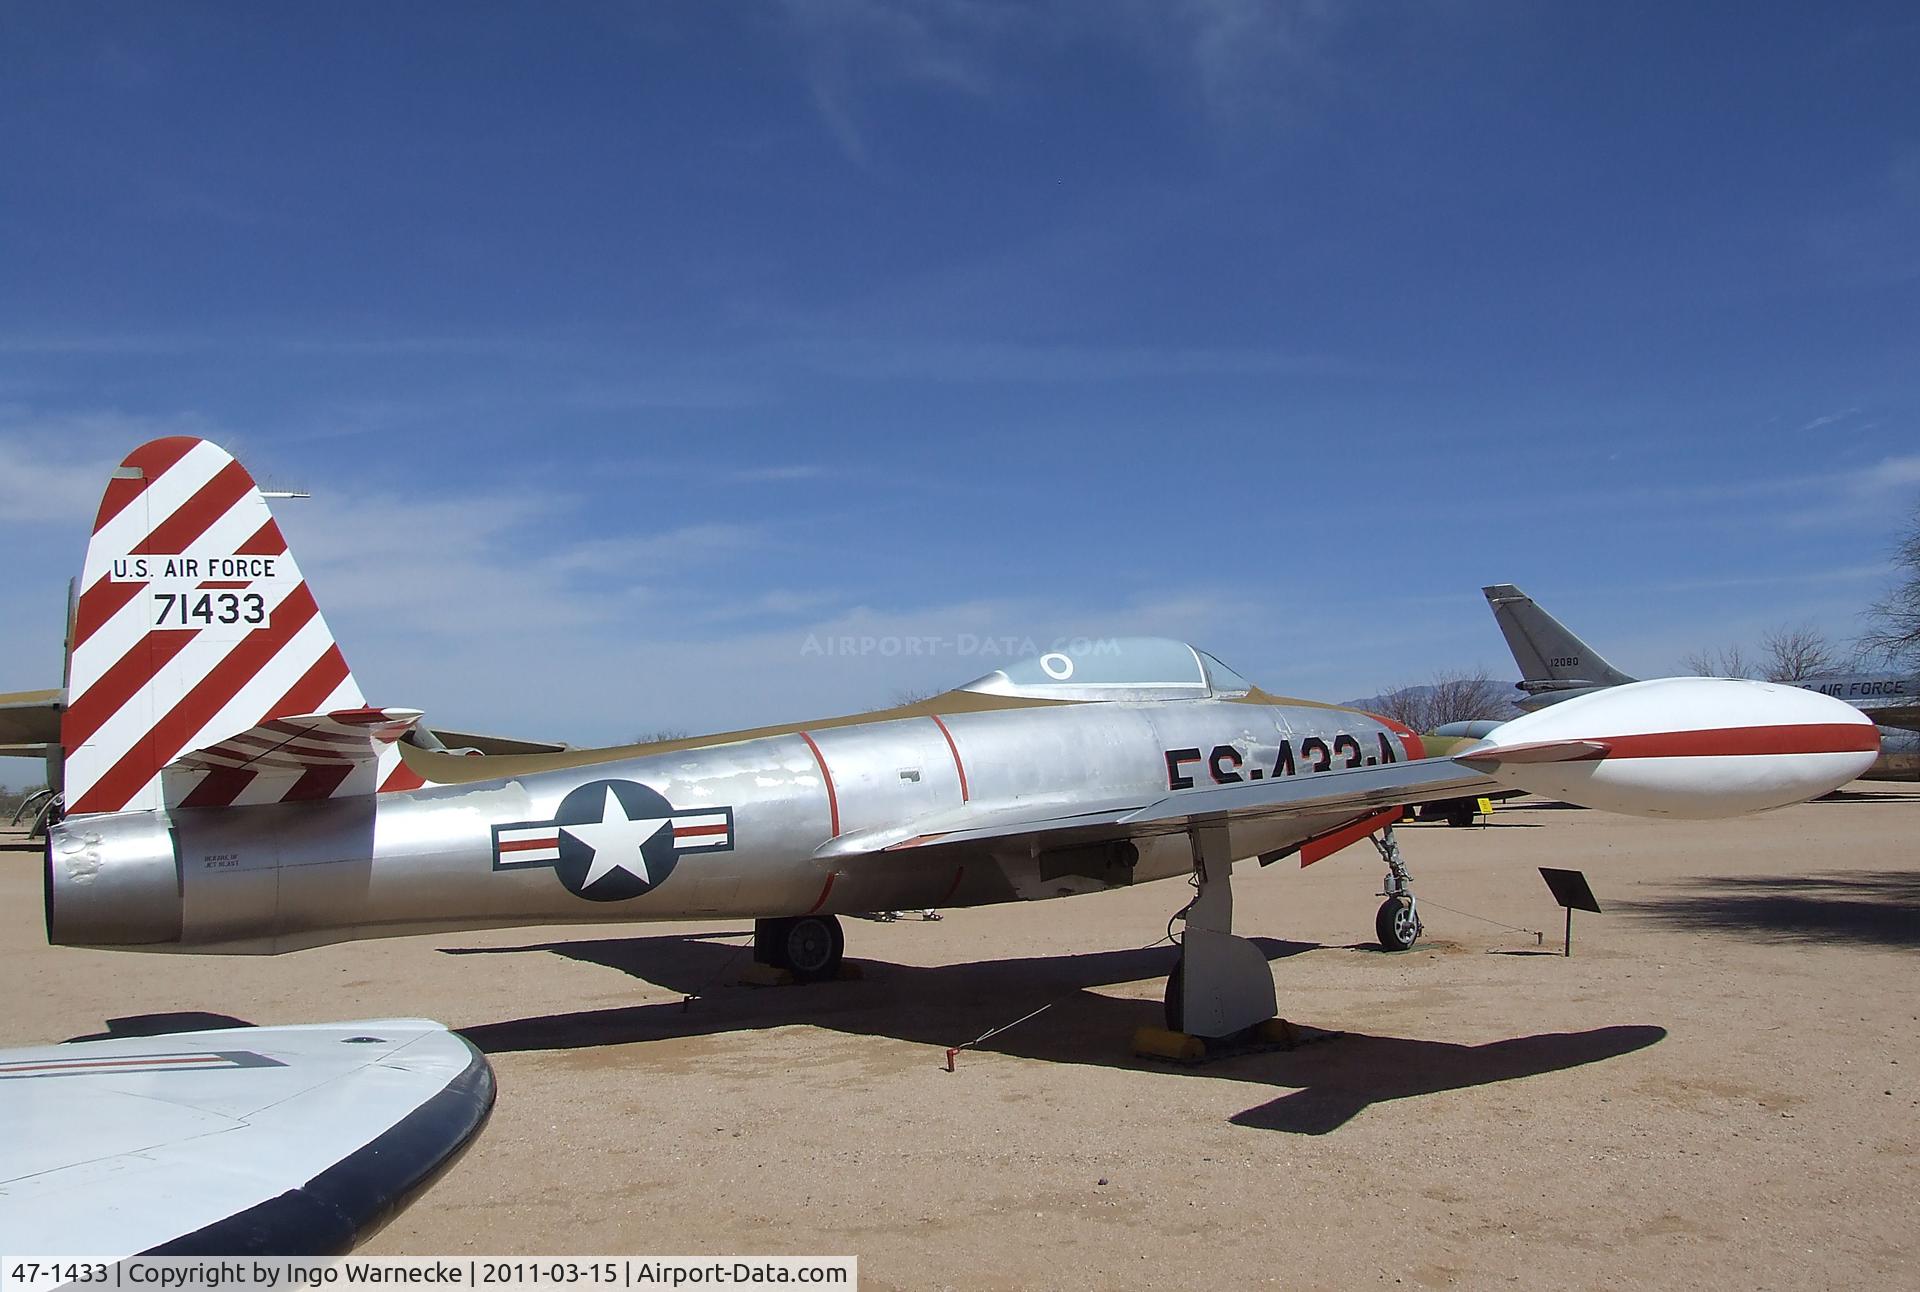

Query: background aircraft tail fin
left=1481, top=584, right=1636, bottom=691
left=59, top=437, right=405, bottom=815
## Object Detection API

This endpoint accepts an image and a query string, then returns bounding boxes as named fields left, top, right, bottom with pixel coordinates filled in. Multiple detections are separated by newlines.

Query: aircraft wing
left=0, top=1019, right=494, bottom=1257
left=0, top=688, right=62, bottom=755
left=823, top=755, right=1500, bottom=861
left=417, top=726, right=571, bottom=756
left=830, top=677, right=1882, bottom=869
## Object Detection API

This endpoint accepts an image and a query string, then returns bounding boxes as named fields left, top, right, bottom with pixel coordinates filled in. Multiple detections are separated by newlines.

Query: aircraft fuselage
left=48, top=696, right=1413, bottom=953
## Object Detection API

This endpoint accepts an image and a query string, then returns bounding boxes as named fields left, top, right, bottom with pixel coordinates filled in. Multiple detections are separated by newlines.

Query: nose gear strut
left=1372, top=825, right=1421, bottom=951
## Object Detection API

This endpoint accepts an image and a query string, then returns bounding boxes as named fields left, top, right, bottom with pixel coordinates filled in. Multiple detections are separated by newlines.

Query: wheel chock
left=836, top=962, right=864, bottom=981
left=1135, top=1018, right=1333, bottom=1065
left=1132, top=1026, right=1206, bottom=1062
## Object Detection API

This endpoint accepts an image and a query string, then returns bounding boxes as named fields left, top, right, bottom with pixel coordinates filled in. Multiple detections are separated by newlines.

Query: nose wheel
left=1371, top=826, right=1421, bottom=951
left=754, top=914, right=845, bottom=982
left=1376, top=896, right=1421, bottom=951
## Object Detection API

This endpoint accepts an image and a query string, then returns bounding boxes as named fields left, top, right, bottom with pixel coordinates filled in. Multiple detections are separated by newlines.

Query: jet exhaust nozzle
left=45, top=812, right=183, bottom=947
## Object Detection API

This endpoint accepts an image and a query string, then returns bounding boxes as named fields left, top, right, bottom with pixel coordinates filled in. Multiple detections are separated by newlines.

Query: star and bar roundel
left=490, top=779, right=734, bottom=902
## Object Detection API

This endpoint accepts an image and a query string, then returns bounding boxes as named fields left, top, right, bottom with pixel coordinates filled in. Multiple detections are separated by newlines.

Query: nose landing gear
left=1371, top=826, right=1422, bottom=951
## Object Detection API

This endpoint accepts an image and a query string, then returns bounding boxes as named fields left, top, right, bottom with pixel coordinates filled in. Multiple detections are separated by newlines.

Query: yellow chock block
left=1255, top=1018, right=1299, bottom=1046
left=739, top=962, right=795, bottom=988
left=1132, top=1026, right=1205, bottom=1063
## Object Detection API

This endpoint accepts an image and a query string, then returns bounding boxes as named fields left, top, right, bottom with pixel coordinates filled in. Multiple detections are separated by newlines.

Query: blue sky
left=2, top=1, right=1917, bottom=757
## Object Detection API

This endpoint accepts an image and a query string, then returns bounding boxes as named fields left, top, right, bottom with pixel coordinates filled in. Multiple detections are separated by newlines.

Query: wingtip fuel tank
left=1457, top=677, right=1879, bottom=818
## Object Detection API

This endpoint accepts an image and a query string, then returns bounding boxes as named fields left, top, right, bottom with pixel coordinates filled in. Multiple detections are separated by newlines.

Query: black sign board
left=1538, top=868, right=1601, bottom=913
left=1538, top=867, right=1600, bottom=956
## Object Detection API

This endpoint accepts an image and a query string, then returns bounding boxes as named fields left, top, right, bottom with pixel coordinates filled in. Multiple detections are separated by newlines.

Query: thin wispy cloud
left=729, top=464, right=833, bottom=483
left=776, top=0, right=1012, bottom=163
left=771, top=336, right=1372, bottom=383
left=775, top=0, right=1351, bottom=163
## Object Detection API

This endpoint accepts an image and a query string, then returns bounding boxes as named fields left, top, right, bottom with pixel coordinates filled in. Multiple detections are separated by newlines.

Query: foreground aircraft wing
left=0, top=1019, right=493, bottom=1257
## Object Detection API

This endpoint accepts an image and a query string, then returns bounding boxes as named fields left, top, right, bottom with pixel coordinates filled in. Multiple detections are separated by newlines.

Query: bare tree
left=1862, top=501, right=1920, bottom=665
left=1370, top=668, right=1515, bottom=732
left=1682, top=644, right=1758, bottom=679
left=1759, top=622, right=1838, bottom=681
left=1367, top=686, right=1430, bottom=732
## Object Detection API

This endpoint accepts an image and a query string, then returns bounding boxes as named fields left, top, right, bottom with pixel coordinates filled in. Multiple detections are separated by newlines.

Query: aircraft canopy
left=958, top=636, right=1253, bottom=702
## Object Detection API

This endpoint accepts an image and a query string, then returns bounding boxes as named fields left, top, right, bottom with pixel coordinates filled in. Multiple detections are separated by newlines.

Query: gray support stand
left=1178, top=820, right=1278, bottom=1039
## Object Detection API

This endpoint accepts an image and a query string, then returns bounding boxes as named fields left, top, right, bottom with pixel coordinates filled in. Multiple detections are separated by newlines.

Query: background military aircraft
left=1484, top=583, right=1920, bottom=780
left=37, top=440, right=1882, bottom=1042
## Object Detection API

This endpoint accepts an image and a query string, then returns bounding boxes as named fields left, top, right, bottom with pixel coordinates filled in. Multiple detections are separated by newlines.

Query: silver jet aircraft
left=45, top=440, right=1882, bottom=1041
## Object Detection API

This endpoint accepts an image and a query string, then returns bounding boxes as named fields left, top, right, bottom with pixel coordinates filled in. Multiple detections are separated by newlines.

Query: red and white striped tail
left=61, top=437, right=409, bottom=816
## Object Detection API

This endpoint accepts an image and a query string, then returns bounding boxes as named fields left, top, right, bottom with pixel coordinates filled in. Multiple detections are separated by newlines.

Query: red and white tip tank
left=1458, top=676, right=1881, bottom=818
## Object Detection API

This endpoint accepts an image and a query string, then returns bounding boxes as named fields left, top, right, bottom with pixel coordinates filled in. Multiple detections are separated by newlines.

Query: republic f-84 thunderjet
left=45, top=439, right=1881, bottom=1041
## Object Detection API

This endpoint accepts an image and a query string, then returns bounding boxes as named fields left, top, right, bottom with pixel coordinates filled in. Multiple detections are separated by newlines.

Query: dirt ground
left=3, top=787, right=1916, bottom=1290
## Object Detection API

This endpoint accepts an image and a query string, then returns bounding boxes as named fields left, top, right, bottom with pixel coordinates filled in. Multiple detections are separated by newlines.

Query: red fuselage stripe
left=799, top=731, right=841, bottom=837
left=499, top=836, right=559, bottom=852
left=1577, top=724, right=1878, bottom=759
left=806, top=872, right=837, bottom=914
left=930, top=715, right=970, bottom=802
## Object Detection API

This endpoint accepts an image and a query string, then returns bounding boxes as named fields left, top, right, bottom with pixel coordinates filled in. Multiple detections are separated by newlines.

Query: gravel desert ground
left=4, top=787, right=1915, bottom=1290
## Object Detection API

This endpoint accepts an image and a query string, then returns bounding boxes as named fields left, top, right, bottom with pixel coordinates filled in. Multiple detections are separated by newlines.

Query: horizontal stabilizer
left=163, top=706, right=422, bottom=808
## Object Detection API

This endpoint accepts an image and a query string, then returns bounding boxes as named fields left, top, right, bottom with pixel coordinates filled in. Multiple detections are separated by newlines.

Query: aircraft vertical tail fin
left=60, top=437, right=419, bottom=816
left=1481, top=584, right=1636, bottom=692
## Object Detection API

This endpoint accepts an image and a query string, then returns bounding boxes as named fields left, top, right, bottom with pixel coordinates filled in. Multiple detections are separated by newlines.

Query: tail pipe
left=45, top=812, right=182, bottom=947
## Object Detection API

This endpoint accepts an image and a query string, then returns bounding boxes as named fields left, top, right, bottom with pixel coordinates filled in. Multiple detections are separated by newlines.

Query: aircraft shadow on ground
left=449, top=934, right=1664, bottom=1135
left=66, top=1011, right=255, bottom=1042
left=1615, top=869, right=1920, bottom=950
